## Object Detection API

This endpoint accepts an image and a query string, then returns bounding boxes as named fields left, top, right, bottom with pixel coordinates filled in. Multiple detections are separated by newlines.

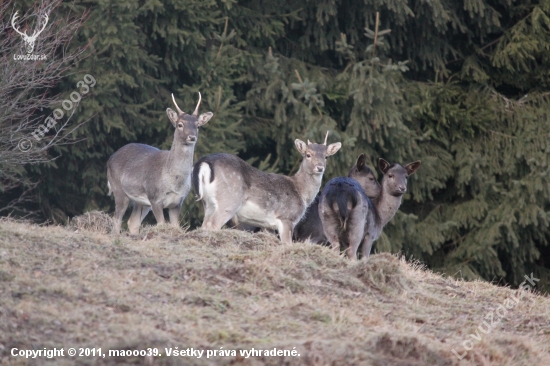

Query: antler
left=171, top=94, right=184, bottom=115
left=323, top=130, right=329, bottom=145
left=193, top=92, right=202, bottom=116
left=307, top=140, right=312, bottom=145
left=30, top=12, right=48, bottom=39
left=11, top=12, right=27, bottom=38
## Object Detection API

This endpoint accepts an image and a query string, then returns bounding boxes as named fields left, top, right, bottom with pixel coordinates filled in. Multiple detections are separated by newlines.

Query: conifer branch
left=294, top=69, right=325, bottom=123
left=372, top=12, right=380, bottom=58
left=480, top=37, right=501, bottom=51
left=294, top=69, right=303, bottom=84
left=216, top=17, right=229, bottom=61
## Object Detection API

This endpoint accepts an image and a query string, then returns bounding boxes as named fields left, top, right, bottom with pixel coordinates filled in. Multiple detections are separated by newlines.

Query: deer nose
left=315, top=166, right=324, bottom=173
left=398, top=185, right=407, bottom=193
left=187, top=135, right=197, bottom=142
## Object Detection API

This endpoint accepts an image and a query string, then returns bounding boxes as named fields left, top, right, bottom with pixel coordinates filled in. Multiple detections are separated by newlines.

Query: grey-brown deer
left=192, top=132, right=341, bottom=243
left=293, top=154, right=381, bottom=243
left=319, top=158, right=420, bottom=260
left=107, top=93, right=213, bottom=234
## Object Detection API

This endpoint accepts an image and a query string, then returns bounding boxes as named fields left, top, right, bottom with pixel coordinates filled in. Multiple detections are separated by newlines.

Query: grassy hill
left=0, top=217, right=549, bottom=365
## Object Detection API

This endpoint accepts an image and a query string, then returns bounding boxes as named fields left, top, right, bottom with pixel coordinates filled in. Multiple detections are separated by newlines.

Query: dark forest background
left=2, top=0, right=550, bottom=291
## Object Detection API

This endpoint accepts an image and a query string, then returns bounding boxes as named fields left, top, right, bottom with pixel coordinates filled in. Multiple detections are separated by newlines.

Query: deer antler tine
left=171, top=93, right=183, bottom=115
left=32, top=13, right=48, bottom=38
left=193, top=92, right=202, bottom=115
left=323, top=130, right=329, bottom=145
left=12, top=11, right=27, bottom=36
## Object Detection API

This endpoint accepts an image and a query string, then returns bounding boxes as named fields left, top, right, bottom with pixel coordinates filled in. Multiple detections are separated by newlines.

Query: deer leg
left=168, top=204, right=182, bottom=228
left=321, top=218, right=341, bottom=254
left=361, top=235, right=374, bottom=260
left=200, top=192, right=219, bottom=229
left=344, top=211, right=366, bottom=260
left=201, top=185, right=244, bottom=230
left=128, top=204, right=151, bottom=235
left=319, top=198, right=343, bottom=253
left=204, top=207, right=240, bottom=230
left=323, top=225, right=340, bottom=253
left=112, top=193, right=130, bottom=234
left=150, top=203, right=166, bottom=226
left=276, top=220, right=293, bottom=244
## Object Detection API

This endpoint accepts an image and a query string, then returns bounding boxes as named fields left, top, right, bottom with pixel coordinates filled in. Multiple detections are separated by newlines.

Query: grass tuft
left=68, top=210, right=113, bottom=234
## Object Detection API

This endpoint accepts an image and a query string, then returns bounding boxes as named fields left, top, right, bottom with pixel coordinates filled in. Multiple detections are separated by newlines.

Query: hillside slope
left=0, top=219, right=549, bottom=365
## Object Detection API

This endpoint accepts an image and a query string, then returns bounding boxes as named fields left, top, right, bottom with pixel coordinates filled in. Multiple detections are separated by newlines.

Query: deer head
left=12, top=11, right=49, bottom=54
left=296, top=131, right=341, bottom=176
left=378, top=158, right=421, bottom=196
left=348, top=154, right=381, bottom=198
left=166, top=92, right=213, bottom=146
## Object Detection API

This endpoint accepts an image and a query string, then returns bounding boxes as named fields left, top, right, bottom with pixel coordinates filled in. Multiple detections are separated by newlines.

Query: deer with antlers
left=11, top=11, right=49, bottom=54
left=192, top=131, right=341, bottom=243
left=107, top=93, right=213, bottom=234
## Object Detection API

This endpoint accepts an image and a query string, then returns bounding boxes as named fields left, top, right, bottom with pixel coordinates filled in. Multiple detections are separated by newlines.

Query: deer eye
left=178, top=123, right=183, bottom=128
left=306, top=153, right=311, bottom=158
left=325, top=156, right=328, bottom=160
left=369, top=177, right=374, bottom=181
left=389, top=174, right=394, bottom=178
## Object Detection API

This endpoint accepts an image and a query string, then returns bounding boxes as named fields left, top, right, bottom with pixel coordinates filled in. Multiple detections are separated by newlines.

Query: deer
left=293, top=153, right=381, bottom=244
left=319, top=158, right=420, bottom=260
left=107, top=93, right=213, bottom=234
left=12, top=11, right=48, bottom=54
left=192, top=132, right=341, bottom=243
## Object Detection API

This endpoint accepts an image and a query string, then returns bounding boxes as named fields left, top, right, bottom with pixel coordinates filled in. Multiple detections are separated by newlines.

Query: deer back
left=193, top=153, right=306, bottom=223
left=320, top=177, right=374, bottom=230
left=294, top=154, right=381, bottom=243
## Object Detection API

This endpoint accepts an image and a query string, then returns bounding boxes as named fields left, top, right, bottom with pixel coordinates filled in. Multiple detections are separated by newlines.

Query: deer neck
left=290, top=164, right=323, bottom=207
left=165, top=136, right=194, bottom=174
left=374, top=185, right=403, bottom=228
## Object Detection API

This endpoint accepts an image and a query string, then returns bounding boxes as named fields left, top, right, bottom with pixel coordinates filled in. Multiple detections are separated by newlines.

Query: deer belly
left=162, top=192, right=185, bottom=208
left=236, top=201, right=278, bottom=229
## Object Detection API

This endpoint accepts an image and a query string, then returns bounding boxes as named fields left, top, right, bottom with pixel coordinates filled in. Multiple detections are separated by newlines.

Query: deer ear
left=197, top=112, right=213, bottom=127
left=166, top=108, right=179, bottom=127
left=356, top=154, right=366, bottom=170
left=378, top=158, right=391, bottom=173
left=295, top=139, right=307, bottom=156
left=405, top=161, right=421, bottom=175
left=326, top=142, right=341, bottom=156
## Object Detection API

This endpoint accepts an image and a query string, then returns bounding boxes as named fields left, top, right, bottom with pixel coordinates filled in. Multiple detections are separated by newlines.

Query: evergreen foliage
left=2, top=0, right=549, bottom=290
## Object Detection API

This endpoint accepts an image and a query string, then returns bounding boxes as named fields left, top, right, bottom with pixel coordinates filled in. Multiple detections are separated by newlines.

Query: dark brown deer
left=192, top=132, right=341, bottom=243
left=107, top=93, right=213, bottom=234
left=293, top=154, right=381, bottom=243
left=319, top=158, right=420, bottom=259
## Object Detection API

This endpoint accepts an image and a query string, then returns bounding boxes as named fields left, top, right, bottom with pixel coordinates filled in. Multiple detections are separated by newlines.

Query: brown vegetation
left=0, top=218, right=549, bottom=365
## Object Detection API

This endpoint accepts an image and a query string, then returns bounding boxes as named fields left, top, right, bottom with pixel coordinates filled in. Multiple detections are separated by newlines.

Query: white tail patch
left=196, top=162, right=212, bottom=200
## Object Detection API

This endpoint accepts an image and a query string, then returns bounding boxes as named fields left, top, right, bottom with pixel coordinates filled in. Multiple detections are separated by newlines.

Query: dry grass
left=67, top=211, right=113, bottom=235
left=0, top=218, right=549, bottom=365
